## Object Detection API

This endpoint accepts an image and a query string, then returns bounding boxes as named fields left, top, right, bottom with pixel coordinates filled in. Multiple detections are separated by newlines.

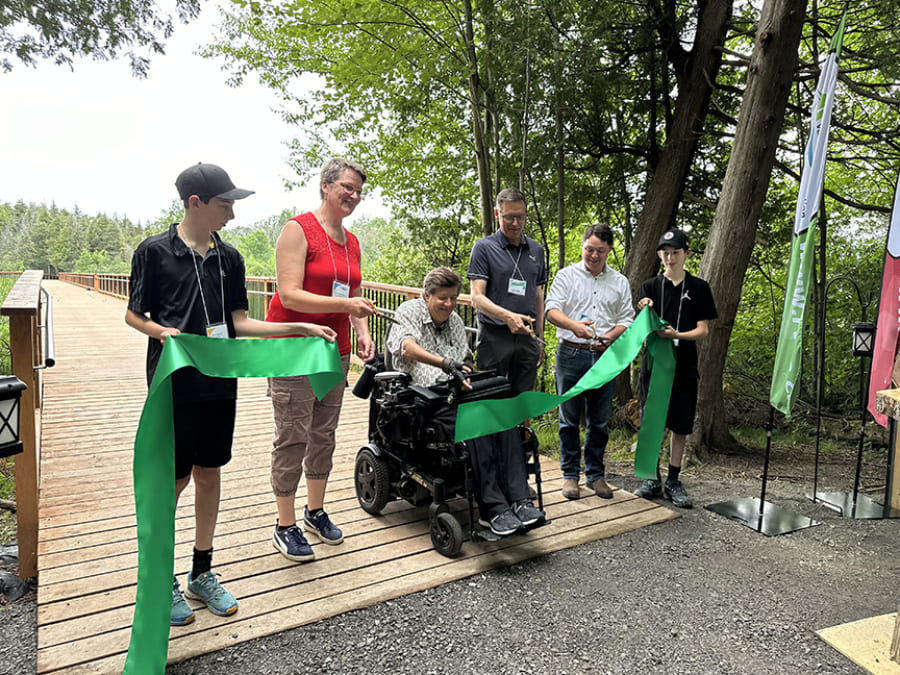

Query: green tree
left=1, top=0, right=201, bottom=75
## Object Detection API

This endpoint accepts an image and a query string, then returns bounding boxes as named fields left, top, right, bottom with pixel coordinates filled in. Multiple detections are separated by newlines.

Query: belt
left=561, top=339, right=606, bottom=352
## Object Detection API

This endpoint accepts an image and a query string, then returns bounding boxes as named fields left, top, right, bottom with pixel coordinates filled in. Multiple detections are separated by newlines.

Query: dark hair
left=495, top=188, right=527, bottom=211
left=583, top=223, right=613, bottom=245
left=320, top=157, right=366, bottom=198
left=423, top=267, right=463, bottom=296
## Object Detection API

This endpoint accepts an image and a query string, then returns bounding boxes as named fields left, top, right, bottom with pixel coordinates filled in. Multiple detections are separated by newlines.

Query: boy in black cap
left=126, top=163, right=336, bottom=626
left=634, top=228, right=717, bottom=508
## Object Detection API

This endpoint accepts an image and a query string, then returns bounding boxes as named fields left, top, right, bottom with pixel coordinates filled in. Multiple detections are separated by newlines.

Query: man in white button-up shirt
left=545, top=224, right=634, bottom=500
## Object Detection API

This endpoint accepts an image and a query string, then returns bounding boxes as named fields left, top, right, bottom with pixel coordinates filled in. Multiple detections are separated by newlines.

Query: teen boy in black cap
left=125, top=163, right=336, bottom=626
left=634, top=228, right=717, bottom=508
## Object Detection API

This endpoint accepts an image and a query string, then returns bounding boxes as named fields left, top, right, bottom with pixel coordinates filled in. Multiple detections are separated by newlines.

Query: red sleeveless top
left=265, top=212, right=362, bottom=355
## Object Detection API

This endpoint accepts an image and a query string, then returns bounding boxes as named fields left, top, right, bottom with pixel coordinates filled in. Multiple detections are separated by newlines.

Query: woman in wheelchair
left=384, top=267, right=546, bottom=537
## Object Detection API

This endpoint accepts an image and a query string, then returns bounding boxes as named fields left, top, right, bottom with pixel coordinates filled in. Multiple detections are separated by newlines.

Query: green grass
left=0, top=459, right=14, bottom=543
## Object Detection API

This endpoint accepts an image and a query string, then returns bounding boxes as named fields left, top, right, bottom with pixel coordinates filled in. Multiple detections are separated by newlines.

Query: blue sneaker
left=184, top=570, right=238, bottom=617
left=303, top=507, right=344, bottom=545
left=171, top=577, right=195, bottom=626
left=272, top=520, right=315, bottom=562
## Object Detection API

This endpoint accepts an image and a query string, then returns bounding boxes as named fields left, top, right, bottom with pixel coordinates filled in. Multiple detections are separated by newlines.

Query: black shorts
left=640, top=365, right=698, bottom=436
left=173, top=398, right=236, bottom=479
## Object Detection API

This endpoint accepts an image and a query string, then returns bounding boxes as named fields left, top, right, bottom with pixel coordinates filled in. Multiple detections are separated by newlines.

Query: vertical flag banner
left=770, top=13, right=847, bottom=416
left=867, top=168, right=900, bottom=427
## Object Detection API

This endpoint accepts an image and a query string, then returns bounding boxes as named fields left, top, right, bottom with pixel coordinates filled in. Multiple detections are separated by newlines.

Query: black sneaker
left=634, top=479, right=662, bottom=499
left=512, top=499, right=545, bottom=527
left=478, top=509, right=523, bottom=536
left=272, top=520, right=315, bottom=562
left=664, top=480, right=693, bottom=508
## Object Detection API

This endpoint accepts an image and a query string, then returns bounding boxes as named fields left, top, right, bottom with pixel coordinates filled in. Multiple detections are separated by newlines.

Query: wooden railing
left=0, top=270, right=46, bottom=578
left=58, top=273, right=477, bottom=353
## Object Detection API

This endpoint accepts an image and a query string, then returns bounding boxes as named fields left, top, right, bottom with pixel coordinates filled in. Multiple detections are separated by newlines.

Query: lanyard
left=186, top=233, right=226, bottom=327
left=505, top=236, right=526, bottom=280
left=660, top=274, right=686, bottom=333
left=325, top=228, right=351, bottom=285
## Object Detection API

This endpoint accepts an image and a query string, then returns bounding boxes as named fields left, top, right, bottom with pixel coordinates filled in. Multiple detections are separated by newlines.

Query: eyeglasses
left=500, top=214, right=526, bottom=224
left=335, top=181, right=365, bottom=199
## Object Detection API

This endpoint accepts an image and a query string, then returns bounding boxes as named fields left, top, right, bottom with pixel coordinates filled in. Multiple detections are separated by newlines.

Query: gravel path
left=2, top=473, right=897, bottom=675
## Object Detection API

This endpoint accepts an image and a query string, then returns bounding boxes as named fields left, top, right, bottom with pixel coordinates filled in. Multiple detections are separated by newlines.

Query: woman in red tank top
left=265, top=158, right=375, bottom=562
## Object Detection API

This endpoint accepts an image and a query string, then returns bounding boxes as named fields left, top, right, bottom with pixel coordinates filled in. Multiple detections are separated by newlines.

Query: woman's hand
left=637, top=297, right=653, bottom=310
left=347, top=297, right=376, bottom=319
left=357, top=334, right=375, bottom=361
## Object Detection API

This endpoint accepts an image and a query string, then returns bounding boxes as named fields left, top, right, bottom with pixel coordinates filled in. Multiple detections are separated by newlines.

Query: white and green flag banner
left=770, top=13, right=847, bottom=416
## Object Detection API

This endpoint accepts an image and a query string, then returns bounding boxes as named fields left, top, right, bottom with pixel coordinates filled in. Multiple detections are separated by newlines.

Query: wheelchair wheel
left=354, top=447, right=391, bottom=514
left=430, top=512, right=463, bottom=557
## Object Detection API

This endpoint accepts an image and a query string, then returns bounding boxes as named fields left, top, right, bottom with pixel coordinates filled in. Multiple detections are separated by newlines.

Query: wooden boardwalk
left=35, top=280, right=679, bottom=673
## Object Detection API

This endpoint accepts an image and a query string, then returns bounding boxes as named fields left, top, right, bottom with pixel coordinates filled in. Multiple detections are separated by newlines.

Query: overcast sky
left=0, top=2, right=387, bottom=228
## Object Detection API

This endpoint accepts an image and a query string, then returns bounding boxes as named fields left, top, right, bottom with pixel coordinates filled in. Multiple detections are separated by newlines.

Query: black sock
left=667, top=464, right=681, bottom=483
left=192, top=547, right=213, bottom=579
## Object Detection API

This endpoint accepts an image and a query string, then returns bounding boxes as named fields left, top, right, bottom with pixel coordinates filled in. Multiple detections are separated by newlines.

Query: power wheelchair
left=351, top=355, right=545, bottom=557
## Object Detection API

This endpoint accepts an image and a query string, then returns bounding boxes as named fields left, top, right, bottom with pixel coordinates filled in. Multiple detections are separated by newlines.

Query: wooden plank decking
left=35, top=280, right=679, bottom=673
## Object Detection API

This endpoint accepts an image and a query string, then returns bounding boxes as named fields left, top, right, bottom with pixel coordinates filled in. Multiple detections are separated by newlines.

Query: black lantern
left=851, top=321, right=876, bottom=358
left=0, top=376, right=26, bottom=458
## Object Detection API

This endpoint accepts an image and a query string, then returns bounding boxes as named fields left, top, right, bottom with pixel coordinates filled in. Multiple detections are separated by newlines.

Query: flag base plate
left=807, top=490, right=900, bottom=519
left=705, top=497, right=820, bottom=536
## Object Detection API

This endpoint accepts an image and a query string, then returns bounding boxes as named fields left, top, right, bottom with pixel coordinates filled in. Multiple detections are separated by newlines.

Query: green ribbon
left=454, top=307, right=675, bottom=480
left=123, top=333, right=343, bottom=675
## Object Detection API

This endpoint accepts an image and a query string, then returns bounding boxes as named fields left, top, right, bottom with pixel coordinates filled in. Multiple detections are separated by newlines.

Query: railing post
left=1, top=270, right=43, bottom=579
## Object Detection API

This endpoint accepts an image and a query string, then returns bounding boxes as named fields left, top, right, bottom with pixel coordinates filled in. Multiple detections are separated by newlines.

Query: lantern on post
left=0, top=375, right=27, bottom=458
left=851, top=321, right=876, bottom=358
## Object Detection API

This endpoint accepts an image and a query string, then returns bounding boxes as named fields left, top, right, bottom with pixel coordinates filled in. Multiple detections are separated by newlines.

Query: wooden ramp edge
left=817, top=613, right=900, bottom=675
left=35, top=280, right=679, bottom=674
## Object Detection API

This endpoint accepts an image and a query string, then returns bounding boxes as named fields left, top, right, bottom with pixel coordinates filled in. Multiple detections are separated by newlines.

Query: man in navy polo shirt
left=467, top=188, right=546, bottom=395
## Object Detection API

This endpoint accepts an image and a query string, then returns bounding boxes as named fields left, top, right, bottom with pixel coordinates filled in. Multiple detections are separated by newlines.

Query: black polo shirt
left=128, top=223, right=249, bottom=401
left=639, top=271, right=717, bottom=377
left=467, top=230, right=547, bottom=326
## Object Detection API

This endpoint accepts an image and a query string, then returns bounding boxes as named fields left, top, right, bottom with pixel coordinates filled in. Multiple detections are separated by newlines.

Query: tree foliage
left=0, top=0, right=201, bottom=75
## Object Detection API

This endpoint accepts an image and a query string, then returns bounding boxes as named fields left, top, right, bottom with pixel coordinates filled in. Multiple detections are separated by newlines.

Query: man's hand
left=504, top=312, right=534, bottom=335
left=298, top=323, right=337, bottom=342
left=637, top=297, right=653, bottom=310
left=157, top=327, right=180, bottom=344
left=571, top=319, right=594, bottom=340
left=656, top=326, right=678, bottom=340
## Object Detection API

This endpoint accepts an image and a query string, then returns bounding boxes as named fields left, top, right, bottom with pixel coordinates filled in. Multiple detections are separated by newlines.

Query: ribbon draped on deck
left=124, top=334, right=344, bottom=675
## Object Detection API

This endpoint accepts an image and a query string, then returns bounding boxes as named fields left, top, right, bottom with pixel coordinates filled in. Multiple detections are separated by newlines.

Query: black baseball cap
left=175, top=163, right=254, bottom=201
left=657, top=229, right=690, bottom=251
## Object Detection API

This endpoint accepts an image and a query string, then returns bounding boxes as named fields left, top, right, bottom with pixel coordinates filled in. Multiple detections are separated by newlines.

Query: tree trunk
left=462, top=0, right=494, bottom=236
left=623, top=0, right=733, bottom=303
left=691, top=0, right=808, bottom=456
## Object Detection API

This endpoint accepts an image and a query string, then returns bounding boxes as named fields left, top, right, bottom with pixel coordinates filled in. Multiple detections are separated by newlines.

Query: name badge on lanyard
left=332, top=281, right=351, bottom=298
left=508, top=278, right=527, bottom=296
left=206, top=322, right=228, bottom=338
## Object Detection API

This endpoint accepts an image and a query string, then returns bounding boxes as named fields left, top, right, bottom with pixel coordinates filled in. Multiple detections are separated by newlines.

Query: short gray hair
left=423, top=267, right=463, bottom=296
left=320, top=157, right=366, bottom=198
left=495, top=188, right=527, bottom=212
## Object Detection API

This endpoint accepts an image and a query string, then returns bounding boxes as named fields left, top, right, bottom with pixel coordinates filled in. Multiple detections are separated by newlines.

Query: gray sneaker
left=512, top=499, right=545, bottom=527
left=479, top=509, right=523, bottom=536
left=171, top=577, right=194, bottom=626
left=664, top=480, right=694, bottom=508
left=634, top=478, right=663, bottom=500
